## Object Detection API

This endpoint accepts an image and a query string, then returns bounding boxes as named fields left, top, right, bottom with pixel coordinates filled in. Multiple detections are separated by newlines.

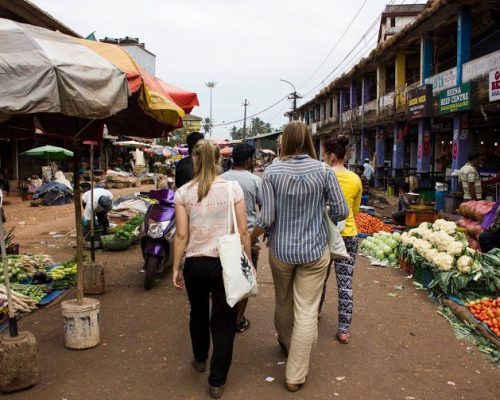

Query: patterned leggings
left=319, top=236, right=359, bottom=334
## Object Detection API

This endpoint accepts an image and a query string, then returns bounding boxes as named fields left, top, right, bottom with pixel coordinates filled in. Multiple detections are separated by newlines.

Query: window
left=390, top=18, right=396, bottom=28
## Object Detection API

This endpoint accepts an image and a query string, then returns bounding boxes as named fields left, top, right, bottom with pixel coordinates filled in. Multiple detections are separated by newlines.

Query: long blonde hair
left=191, top=139, right=220, bottom=202
left=280, top=121, right=317, bottom=160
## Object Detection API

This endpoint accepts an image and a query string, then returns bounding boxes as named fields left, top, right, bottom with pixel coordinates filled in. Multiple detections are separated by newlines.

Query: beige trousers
left=269, top=247, right=330, bottom=384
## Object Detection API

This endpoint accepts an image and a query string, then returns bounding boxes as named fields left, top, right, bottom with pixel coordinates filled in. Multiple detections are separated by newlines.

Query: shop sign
left=438, top=83, right=471, bottom=115
left=463, top=49, right=500, bottom=82
left=489, top=69, right=500, bottom=102
left=407, top=85, right=432, bottom=119
left=425, top=67, right=457, bottom=94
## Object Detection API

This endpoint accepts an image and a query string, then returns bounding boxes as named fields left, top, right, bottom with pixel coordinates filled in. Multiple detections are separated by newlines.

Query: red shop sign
left=452, top=142, right=458, bottom=160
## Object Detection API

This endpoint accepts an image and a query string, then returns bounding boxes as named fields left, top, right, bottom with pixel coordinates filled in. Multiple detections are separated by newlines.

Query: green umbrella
left=22, top=145, right=74, bottom=162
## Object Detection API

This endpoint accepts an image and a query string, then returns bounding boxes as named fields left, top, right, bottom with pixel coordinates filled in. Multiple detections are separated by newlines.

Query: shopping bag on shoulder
left=218, top=182, right=258, bottom=307
left=324, top=208, right=349, bottom=259
left=322, top=163, right=349, bottom=259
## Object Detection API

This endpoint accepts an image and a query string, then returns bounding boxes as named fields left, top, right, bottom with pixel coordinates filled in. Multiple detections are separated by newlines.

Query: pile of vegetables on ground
left=456, top=200, right=495, bottom=252
left=466, top=297, right=500, bottom=338
left=0, top=254, right=78, bottom=317
left=360, top=231, right=401, bottom=266
left=110, top=214, right=144, bottom=241
left=355, top=212, right=393, bottom=235
left=397, top=219, right=500, bottom=294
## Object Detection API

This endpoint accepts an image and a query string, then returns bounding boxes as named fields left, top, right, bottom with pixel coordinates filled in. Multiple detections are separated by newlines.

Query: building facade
left=295, top=0, right=500, bottom=195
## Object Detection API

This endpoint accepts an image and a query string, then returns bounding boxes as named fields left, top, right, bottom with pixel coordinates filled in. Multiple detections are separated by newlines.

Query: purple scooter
left=141, top=189, right=176, bottom=290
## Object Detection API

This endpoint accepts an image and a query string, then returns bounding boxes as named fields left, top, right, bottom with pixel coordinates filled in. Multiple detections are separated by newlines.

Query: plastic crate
left=414, top=263, right=435, bottom=289
left=101, top=234, right=132, bottom=251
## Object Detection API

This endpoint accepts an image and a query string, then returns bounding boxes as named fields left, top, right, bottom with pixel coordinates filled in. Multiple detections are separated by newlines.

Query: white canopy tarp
left=0, top=18, right=129, bottom=120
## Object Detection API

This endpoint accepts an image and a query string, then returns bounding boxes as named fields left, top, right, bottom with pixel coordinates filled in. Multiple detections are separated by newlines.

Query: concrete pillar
left=395, top=51, right=406, bottom=109
left=350, top=81, right=357, bottom=109
left=420, top=34, right=434, bottom=83
left=392, top=123, right=404, bottom=179
left=451, top=114, right=469, bottom=171
left=332, top=93, right=339, bottom=121
left=377, top=63, right=386, bottom=115
left=417, top=119, right=431, bottom=188
left=375, top=127, right=386, bottom=188
left=339, top=89, right=346, bottom=124
left=457, top=6, right=472, bottom=84
left=451, top=6, right=472, bottom=190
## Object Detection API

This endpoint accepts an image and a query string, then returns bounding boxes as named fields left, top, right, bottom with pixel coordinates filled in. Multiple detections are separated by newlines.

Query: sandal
left=336, top=332, right=350, bottom=344
left=236, top=317, right=251, bottom=333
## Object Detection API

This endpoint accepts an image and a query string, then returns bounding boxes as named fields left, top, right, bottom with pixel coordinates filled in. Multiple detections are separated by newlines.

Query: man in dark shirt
left=174, top=132, right=204, bottom=188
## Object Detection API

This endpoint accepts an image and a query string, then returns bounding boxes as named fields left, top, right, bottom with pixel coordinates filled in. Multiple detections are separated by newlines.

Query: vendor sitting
left=392, top=182, right=410, bottom=226
left=479, top=201, right=500, bottom=253
left=82, top=188, right=113, bottom=234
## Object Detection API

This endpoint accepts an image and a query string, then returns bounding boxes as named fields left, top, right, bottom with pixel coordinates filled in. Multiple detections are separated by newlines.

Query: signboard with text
left=438, top=83, right=471, bottom=115
left=407, top=84, right=432, bottom=119
left=489, top=69, right=500, bottom=102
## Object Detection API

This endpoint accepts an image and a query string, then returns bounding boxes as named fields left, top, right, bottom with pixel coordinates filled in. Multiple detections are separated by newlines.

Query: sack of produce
left=458, top=200, right=494, bottom=222
left=456, top=218, right=484, bottom=239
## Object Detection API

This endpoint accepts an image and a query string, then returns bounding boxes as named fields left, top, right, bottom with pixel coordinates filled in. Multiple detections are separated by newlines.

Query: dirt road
left=1, top=189, right=498, bottom=400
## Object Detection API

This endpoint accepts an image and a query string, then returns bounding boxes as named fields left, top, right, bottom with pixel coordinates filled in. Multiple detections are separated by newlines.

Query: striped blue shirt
left=257, top=155, right=349, bottom=264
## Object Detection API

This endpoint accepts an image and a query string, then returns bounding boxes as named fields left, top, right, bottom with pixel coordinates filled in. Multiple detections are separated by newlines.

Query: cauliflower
left=456, top=255, right=473, bottom=273
left=446, top=241, right=464, bottom=257
left=432, top=252, right=454, bottom=271
left=432, top=219, right=457, bottom=235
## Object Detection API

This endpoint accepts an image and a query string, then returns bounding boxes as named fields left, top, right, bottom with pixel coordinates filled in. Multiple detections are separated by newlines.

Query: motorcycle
left=141, top=188, right=176, bottom=290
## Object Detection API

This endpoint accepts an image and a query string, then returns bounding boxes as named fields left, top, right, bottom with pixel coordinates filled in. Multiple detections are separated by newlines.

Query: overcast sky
left=32, top=0, right=413, bottom=137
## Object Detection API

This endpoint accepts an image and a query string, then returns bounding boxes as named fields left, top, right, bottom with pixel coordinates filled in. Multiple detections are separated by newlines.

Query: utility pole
left=280, top=79, right=302, bottom=119
left=205, top=81, right=216, bottom=137
left=242, top=99, right=249, bottom=139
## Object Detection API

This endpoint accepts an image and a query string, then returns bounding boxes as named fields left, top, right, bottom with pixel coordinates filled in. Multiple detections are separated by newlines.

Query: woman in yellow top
left=320, top=136, right=362, bottom=344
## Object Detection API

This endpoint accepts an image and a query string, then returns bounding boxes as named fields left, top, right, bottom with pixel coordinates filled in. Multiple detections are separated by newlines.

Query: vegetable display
left=0, top=284, right=38, bottom=314
left=0, top=254, right=54, bottom=283
left=398, top=219, right=500, bottom=294
left=47, top=259, right=77, bottom=290
left=111, top=213, right=144, bottom=241
left=360, top=232, right=401, bottom=266
left=466, top=298, right=500, bottom=338
left=10, top=283, right=46, bottom=303
left=355, top=213, right=393, bottom=235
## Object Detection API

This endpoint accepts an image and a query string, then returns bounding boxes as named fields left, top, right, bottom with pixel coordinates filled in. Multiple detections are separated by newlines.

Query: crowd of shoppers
left=172, top=122, right=359, bottom=398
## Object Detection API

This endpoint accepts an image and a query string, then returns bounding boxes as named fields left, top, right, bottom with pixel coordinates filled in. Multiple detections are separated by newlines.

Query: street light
left=205, top=81, right=216, bottom=137
left=280, top=79, right=302, bottom=118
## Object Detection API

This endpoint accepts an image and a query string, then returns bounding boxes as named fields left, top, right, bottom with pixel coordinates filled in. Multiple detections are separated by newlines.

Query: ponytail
left=191, top=139, right=219, bottom=202
left=323, top=135, right=349, bottom=160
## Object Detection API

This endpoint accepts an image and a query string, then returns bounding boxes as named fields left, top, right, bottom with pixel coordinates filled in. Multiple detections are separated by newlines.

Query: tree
left=202, top=117, right=213, bottom=134
left=230, top=126, right=245, bottom=140
left=249, top=117, right=272, bottom=137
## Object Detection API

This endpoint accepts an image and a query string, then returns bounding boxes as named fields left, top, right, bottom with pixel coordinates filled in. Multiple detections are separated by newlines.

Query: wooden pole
left=72, top=141, right=84, bottom=304
left=89, top=143, right=95, bottom=263
left=0, top=201, right=17, bottom=337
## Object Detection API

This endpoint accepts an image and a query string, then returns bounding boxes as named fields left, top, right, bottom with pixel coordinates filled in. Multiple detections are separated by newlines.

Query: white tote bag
left=322, top=163, right=349, bottom=260
left=217, top=182, right=258, bottom=307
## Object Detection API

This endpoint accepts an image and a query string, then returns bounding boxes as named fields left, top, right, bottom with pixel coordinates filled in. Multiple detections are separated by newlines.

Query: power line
left=299, top=0, right=370, bottom=89
left=302, top=0, right=426, bottom=101
left=213, top=95, right=289, bottom=127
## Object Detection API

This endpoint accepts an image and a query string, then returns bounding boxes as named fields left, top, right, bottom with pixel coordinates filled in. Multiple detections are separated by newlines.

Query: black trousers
left=183, top=257, right=237, bottom=387
left=479, top=231, right=500, bottom=253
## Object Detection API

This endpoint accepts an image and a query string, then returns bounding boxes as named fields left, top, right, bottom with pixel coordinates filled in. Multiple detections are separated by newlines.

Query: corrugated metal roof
left=383, top=3, right=427, bottom=15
